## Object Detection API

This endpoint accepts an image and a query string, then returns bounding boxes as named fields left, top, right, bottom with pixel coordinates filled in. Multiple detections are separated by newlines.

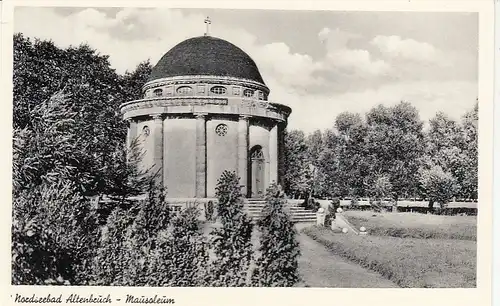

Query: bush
left=12, top=180, right=100, bottom=286
left=324, top=202, right=337, bottom=228
left=204, top=201, right=215, bottom=222
left=209, top=171, right=254, bottom=286
left=93, top=181, right=210, bottom=286
left=251, top=183, right=301, bottom=287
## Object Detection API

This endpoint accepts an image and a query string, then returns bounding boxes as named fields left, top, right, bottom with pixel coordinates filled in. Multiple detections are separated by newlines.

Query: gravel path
left=295, top=224, right=398, bottom=288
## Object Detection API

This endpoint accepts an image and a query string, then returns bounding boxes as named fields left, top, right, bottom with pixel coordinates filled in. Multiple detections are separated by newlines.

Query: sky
left=13, top=7, right=478, bottom=133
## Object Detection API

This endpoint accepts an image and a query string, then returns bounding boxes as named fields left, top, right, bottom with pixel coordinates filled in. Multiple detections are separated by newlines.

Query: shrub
left=209, top=171, right=254, bottom=286
left=146, top=207, right=209, bottom=287
left=419, top=165, right=459, bottom=210
left=12, top=180, right=100, bottom=285
left=93, top=181, right=210, bottom=286
left=251, top=183, right=301, bottom=287
left=204, top=201, right=215, bottom=222
left=324, top=202, right=337, bottom=228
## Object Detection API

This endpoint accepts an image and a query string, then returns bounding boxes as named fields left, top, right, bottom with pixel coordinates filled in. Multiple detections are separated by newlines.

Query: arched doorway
left=249, top=145, right=265, bottom=198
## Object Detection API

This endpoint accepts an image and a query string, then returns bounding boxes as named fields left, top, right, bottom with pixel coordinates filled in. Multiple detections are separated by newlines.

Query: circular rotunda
left=120, top=35, right=291, bottom=199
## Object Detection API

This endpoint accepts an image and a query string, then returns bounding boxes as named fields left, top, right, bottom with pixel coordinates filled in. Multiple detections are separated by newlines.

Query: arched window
left=243, top=89, right=254, bottom=97
left=251, top=146, right=264, bottom=160
left=210, top=86, right=227, bottom=95
left=153, top=88, right=163, bottom=97
left=176, top=86, right=193, bottom=95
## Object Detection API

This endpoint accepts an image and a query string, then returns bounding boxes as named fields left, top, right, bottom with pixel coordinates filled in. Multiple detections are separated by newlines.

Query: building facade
left=120, top=36, right=291, bottom=199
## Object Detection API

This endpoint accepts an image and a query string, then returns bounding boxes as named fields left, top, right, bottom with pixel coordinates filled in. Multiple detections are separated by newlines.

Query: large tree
left=365, top=102, right=425, bottom=201
left=333, top=112, right=372, bottom=198
left=458, top=102, right=478, bottom=199
left=13, top=33, right=152, bottom=197
left=12, top=34, right=153, bottom=285
left=282, top=130, right=312, bottom=198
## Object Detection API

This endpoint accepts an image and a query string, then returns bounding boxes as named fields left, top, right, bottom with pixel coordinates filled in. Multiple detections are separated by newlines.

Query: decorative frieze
left=143, top=75, right=270, bottom=95
left=120, top=97, right=229, bottom=113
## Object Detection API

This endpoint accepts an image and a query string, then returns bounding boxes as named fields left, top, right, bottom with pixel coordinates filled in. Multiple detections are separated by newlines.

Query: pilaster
left=151, top=114, right=164, bottom=185
left=238, top=115, right=250, bottom=196
left=269, top=123, right=279, bottom=186
left=195, top=113, right=207, bottom=198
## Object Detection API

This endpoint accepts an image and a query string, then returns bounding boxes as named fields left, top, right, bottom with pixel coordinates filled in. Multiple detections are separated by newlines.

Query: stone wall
left=164, top=118, right=197, bottom=197
left=206, top=117, right=238, bottom=197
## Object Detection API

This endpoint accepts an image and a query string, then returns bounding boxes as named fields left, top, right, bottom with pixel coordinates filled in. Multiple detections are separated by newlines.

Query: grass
left=343, top=210, right=477, bottom=241
left=302, top=226, right=476, bottom=288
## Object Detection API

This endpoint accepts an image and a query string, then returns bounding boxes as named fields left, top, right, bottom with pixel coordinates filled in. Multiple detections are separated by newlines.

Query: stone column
left=269, top=123, right=279, bottom=186
left=195, top=113, right=207, bottom=198
left=151, top=114, right=164, bottom=185
left=238, top=115, right=250, bottom=196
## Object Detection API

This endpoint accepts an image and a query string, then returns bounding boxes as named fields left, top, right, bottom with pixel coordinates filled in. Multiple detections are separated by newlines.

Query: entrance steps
left=244, top=198, right=317, bottom=224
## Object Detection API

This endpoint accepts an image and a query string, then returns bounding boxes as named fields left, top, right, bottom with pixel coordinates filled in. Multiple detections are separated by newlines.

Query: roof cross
left=204, top=16, right=211, bottom=36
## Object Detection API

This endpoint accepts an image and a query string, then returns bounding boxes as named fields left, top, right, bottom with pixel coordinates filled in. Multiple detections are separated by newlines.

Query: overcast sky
left=14, top=7, right=478, bottom=133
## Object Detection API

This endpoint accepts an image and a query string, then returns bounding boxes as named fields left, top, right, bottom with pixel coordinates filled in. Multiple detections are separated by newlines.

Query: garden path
left=295, top=224, right=398, bottom=288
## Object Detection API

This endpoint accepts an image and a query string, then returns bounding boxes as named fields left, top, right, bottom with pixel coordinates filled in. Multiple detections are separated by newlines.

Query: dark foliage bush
left=251, top=183, right=301, bottom=287
left=204, top=201, right=215, bottom=222
left=209, top=171, right=254, bottom=286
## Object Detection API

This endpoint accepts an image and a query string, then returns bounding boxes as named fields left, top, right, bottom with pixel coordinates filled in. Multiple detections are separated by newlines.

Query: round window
left=176, top=86, right=193, bottom=95
left=215, top=124, right=228, bottom=136
left=210, top=86, right=227, bottom=95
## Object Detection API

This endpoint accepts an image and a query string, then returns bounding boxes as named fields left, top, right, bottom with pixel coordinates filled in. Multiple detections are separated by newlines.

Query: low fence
left=315, top=199, right=478, bottom=216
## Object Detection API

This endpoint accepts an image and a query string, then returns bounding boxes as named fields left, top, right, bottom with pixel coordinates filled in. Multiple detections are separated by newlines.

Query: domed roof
left=148, top=36, right=265, bottom=85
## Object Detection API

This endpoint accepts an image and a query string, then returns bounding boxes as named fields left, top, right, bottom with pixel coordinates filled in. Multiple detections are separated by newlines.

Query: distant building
left=120, top=35, right=291, bottom=199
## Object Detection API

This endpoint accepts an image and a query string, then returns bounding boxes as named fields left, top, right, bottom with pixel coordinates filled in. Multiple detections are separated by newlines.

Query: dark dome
left=148, top=36, right=265, bottom=84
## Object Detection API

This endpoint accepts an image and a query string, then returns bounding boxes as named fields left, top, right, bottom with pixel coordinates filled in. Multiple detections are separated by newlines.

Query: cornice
left=120, top=97, right=291, bottom=123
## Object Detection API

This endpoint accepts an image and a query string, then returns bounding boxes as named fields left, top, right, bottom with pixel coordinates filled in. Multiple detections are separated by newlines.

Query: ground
left=343, top=210, right=476, bottom=240
left=200, top=211, right=476, bottom=287
left=303, top=211, right=477, bottom=288
left=294, top=223, right=397, bottom=287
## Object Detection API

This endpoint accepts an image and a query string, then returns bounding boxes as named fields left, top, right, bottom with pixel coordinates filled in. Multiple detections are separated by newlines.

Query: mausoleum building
left=120, top=35, right=291, bottom=199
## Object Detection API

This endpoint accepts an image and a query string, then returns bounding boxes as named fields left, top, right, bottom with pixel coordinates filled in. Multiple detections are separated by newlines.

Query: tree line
left=282, top=101, right=478, bottom=209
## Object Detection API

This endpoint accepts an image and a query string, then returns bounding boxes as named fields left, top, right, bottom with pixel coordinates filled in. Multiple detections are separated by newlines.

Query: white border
left=1, top=1, right=494, bottom=306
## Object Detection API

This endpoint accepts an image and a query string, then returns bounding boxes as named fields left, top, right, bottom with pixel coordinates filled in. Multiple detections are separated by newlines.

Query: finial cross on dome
left=204, top=16, right=211, bottom=36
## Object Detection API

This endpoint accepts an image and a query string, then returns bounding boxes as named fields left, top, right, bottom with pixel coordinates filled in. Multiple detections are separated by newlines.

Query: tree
left=365, top=102, right=425, bottom=201
left=420, top=106, right=478, bottom=201
left=13, top=33, right=152, bottom=197
left=306, top=129, right=323, bottom=166
left=209, top=171, right=254, bottom=286
left=419, top=165, right=459, bottom=209
left=12, top=34, right=153, bottom=285
left=251, top=183, right=301, bottom=287
left=334, top=112, right=372, bottom=198
left=367, top=174, right=393, bottom=206
left=458, top=102, right=478, bottom=199
left=316, top=129, right=342, bottom=198
left=12, top=92, right=100, bottom=285
left=283, top=130, right=311, bottom=198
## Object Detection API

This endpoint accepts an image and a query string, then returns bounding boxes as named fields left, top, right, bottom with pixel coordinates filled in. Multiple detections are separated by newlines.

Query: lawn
left=343, top=210, right=477, bottom=240
left=302, top=226, right=476, bottom=288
